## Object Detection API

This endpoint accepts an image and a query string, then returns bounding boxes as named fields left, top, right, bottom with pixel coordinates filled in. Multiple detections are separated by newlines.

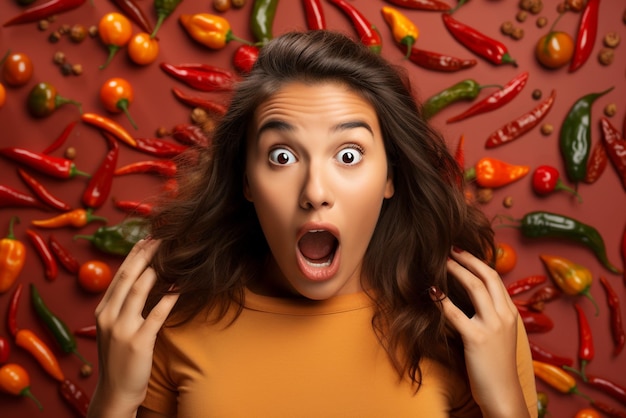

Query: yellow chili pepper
left=532, top=360, right=591, bottom=400
left=0, top=216, right=25, bottom=294
left=540, top=254, right=599, bottom=315
left=381, top=6, right=419, bottom=59
left=179, top=13, right=250, bottom=50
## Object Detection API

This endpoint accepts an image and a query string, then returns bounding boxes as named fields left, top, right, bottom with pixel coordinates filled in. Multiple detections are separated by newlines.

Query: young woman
left=90, top=31, right=537, bottom=417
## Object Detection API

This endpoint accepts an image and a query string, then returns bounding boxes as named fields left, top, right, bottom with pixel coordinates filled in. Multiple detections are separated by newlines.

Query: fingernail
left=429, top=286, right=445, bottom=301
left=452, top=246, right=463, bottom=254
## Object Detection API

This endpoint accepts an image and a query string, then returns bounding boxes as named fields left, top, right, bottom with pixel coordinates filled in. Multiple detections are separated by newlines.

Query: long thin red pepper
left=134, top=137, right=189, bottom=158
left=447, top=71, right=528, bottom=123
left=400, top=45, right=476, bottom=72
left=160, top=63, right=239, bottom=92
left=7, top=283, right=23, bottom=337
left=569, top=0, right=600, bottom=72
left=592, top=401, right=626, bottom=418
left=485, top=89, right=556, bottom=149
left=0, top=185, right=47, bottom=210
left=171, top=123, right=211, bottom=147
left=506, top=274, right=546, bottom=296
left=385, top=0, right=451, bottom=11
left=48, top=235, right=80, bottom=275
left=303, top=0, right=326, bottom=30
left=17, top=168, right=72, bottom=211
left=600, top=117, right=626, bottom=191
left=584, top=139, right=609, bottom=184
left=111, top=0, right=154, bottom=36
left=585, top=374, right=626, bottom=406
left=59, top=378, right=91, bottom=417
left=0, top=147, right=89, bottom=179
left=3, top=0, right=86, bottom=26
left=171, top=87, right=227, bottom=115
left=26, top=229, right=58, bottom=281
left=622, top=224, right=626, bottom=287
left=42, top=120, right=78, bottom=155
left=527, top=284, right=561, bottom=312
left=518, top=306, right=553, bottom=333
left=572, top=303, right=594, bottom=381
left=82, top=133, right=119, bottom=209
left=599, top=276, right=625, bottom=356
left=74, top=325, right=97, bottom=339
left=528, top=340, right=574, bottom=367
left=442, top=13, right=516, bottom=66
left=114, top=160, right=177, bottom=177
left=327, top=0, right=383, bottom=54
left=113, top=199, right=154, bottom=216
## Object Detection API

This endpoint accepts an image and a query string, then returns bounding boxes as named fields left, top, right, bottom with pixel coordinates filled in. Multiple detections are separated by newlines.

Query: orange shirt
left=143, top=289, right=537, bottom=417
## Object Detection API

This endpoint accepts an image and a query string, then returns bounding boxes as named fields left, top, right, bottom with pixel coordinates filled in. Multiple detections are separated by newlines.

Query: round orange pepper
left=98, top=12, right=132, bottom=70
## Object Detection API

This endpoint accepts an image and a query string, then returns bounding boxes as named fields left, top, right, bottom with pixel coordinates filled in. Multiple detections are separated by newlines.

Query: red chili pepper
left=171, top=123, right=211, bottom=148
left=531, top=165, right=581, bottom=202
left=42, top=120, right=78, bottom=155
left=385, top=0, right=451, bottom=11
left=48, top=235, right=80, bottom=275
left=171, top=87, right=227, bottom=115
left=0, top=184, right=46, bottom=210
left=622, top=225, right=626, bottom=287
left=400, top=45, right=476, bottom=72
left=569, top=0, right=600, bottom=72
left=506, top=274, right=547, bottom=296
left=113, top=199, right=154, bottom=217
left=528, top=340, right=574, bottom=367
left=442, top=13, right=517, bottom=66
left=586, top=374, right=626, bottom=406
left=303, top=0, right=326, bottom=30
left=600, top=117, right=626, bottom=191
left=584, top=139, right=609, bottom=184
left=3, top=0, right=86, bottom=26
left=0, top=336, right=9, bottom=364
left=327, top=0, right=383, bottom=54
left=17, top=168, right=72, bottom=211
left=592, top=401, right=626, bottom=418
left=0, top=147, right=89, bottom=179
left=114, top=160, right=177, bottom=177
left=232, top=44, right=260, bottom=75
left=111, top=0, right=155, bottom=36
left=453, top=134, right=465, bottom=170
left=599, top=276, right=625, bottom=356
left=447, top=71, right=528, bottom=123
left=59, top=378, right=91, bottom=417
left=485, top=89, right=556, bottom=149
left=74, top=325, right=97, bottom=339
left=518, top=306, right=554, bottom=333
left=26, top=229, right=58, bottom=281
left=7, top=283, right=23, bottom=337
left=160, top=62, right=239, bottom=92
left=527, top=284, right=562, bottom=312
left=134, top=137, right=189, bottom=158
left=572, top=302, right=594, bottom=380
left=82, top=133, right=119, bottom=209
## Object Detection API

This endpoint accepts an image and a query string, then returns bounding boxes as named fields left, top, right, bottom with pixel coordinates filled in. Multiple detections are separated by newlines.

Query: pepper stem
left=151, top=15, right=166, bottom=39
left=581, top=287, right=600, bottom=316
left=20, top=387, right=43, bottom=410
left=99, top=45, right=121, bottom=70
left=55, top=94, right=83, bottom=115
left=6, top=216, right=19, bottom=240
left=73, top=348, right=93, bottom=367
left=555, top=179, right=582, bottom=203
left=86, top=209, right=108, bottom=224
left=116, top=99, right=138, bottom=130
left=448, top=0, right=469, bottom=14
left=226, top=31, right=254, bottom=46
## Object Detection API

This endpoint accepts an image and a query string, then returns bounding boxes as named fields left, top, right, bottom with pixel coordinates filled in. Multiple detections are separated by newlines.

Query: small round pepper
left=27, top=82, right=82, bottom=118
left=179, top=13, right=251, bottom=49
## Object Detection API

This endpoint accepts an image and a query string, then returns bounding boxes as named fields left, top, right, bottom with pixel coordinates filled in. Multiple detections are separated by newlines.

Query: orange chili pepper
left=0, top=216, right=26, bottom=294
left=31, top=208, right=107, bottom=229
left=464, top=157, right=530, bottom=188
left=0, top=363, right=43, bottom=410
left=15, top=329, right=65, bottom=382
left=532, top=360, right=591, bottom=400
left=81, top=112, right=137, bottom=148
left=540, top=254, right=599, bottom=315
left=179, top=13, right=250, bottom=50
left=381, top=6, right=419, bottom=59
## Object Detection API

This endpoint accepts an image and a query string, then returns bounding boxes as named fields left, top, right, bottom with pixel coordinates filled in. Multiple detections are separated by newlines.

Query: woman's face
left=245, top=81, right=394, bottom=300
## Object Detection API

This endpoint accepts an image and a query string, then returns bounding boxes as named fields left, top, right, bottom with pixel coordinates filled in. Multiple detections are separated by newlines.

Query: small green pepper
left=27, top=82, right=82, bottom=118
left=74, top=217, right=150, bottom=256
left=250, top=0, right=279, bottom=45
left=559, top=86, right=614, bottom=184
left=421, top=79, right=500, bottom=119
left=151, top=0, right=182, bottom=39
left=537, top=391, right=548, bottom=418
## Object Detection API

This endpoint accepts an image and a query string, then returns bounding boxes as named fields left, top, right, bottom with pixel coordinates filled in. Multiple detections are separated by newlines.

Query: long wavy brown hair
left=147, top=30, right=495, bottom=388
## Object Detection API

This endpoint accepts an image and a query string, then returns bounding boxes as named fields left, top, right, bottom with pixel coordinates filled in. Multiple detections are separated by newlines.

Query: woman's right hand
left=88, top=238, right=179, bottom=418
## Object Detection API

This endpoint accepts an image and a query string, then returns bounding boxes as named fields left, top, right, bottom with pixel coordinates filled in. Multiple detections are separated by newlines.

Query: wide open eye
left=269, top=148, right=297, bottom=165
left=335, top=145, right=363, bottom=166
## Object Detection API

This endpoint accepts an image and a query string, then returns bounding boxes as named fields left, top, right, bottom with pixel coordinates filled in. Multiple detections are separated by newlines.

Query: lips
left=296, top=226, right=340, bottom=281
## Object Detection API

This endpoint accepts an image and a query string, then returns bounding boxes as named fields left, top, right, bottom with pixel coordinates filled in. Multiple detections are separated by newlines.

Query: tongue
left=299, top=231, right=336, bottom=261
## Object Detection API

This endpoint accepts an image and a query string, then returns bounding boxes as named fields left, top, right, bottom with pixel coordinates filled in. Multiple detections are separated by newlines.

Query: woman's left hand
left=432, top=247, right=529, bottom=418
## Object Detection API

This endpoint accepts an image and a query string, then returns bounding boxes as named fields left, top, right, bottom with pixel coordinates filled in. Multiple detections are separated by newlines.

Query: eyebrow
left=256, top=119, right=374, bottom=140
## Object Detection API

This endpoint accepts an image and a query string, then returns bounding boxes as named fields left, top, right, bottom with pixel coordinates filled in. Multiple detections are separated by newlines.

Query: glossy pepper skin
left=303, top=0, right=326, bottom=30
left=179, top=13, right=250, bottom=50
left=59, top=378, right=91, bottom=417
left=560, top=86, right=614, bottom=184
left=111, top=0, right=154, bottom=36
left=250, top=0, right=279, bottom=45
left=421, top=79, right=500, bottom=119
left=27, top=82, right=82, bottom=118
left=26, top=228, right=58, bottom=281
left=518, top=306, right=554, bottom=333
left=385, top=0, right=451, bottom=11
left=0, top=216, right=26, bottom=294
left=32, top=208, right=107, bottom=229
left=381, top=6, right=419, bottom=59
left=533, top=360, right=591, bottom=400
left=18, top=168, right=72, bottom=211
left=400, top=45, right=476, bottom=72
left=160, top=63, right=239, bottom=92
left=151, top=0, right=182, bottom=39
left=49, top=235, right=80, bottom=274
left=463, top=157, right=529, bottom=188
left=43, top=120, right=78, bottom=155
left=0, top=336, right=9, bottom=364
left=328, top=0, right=383, bottom=54
left=0, top=184, right=46, bottom=210
left=529, top=340, right=574, bottom=368
left=571, top=303, right=594, bottom=381
left=81, top=112, right=138, bottom=148
left=0, top=363, right=43, bottom=410
left=171, top=87, right=227, bottom=115
left=74, top=217, right=150, bottom=256
left=539, top=254, right=599, bottom=315
left=569, top=0, right=600, bottom=72
left=600, top=116, right=626, bottom=191
left=0, top=147, right=89, bottom=179
left=531, top=165, right=581, bottom=201
left=599, top=276, right=625, bottom=356
left=3, top=0, right=86, bottom=26
left=82, top=134, right=119, bottom=209
left=133, top=137, right=188, bottom=158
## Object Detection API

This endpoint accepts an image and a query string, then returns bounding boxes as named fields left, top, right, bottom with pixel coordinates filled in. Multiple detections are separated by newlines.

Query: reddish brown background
left=0, top=0, right=625, bottom=416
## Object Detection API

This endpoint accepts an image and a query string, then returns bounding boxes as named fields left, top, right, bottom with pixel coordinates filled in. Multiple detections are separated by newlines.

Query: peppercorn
left=88, top=25, right=98, bottom=37
left=69, top=24, right=87, bottom=43
left=71, top=64, right=83, bottom=76
left=60, top=62, right=73, bottom=76
left=59, top=23, right=71, bottom=34
left=604, top=103, right=617, bottom=117
left=38, top=20, right=49, bottom=30
left=232, top=0, right=245, bottom=7
left=476, top=188, right=493, bottom=204
left=532, top=89, right=542, bottom=100
left=603, top=32, right=620, bottom=48
left=213, top=0, right=231, bottom=12
left=540, top=123, right=553, bottom=135
left=536, top=16, right=548, bottom=28
left=529, top=0, right=543, bottom=14
left=53, top=51, right=66, bottom=65
left=503, top=196, right=514, bottom=208
left=191, top=107, right=209, bottom=125
left=557, top=2, right=567, bottom=13
left=519, top=0, right=534, bottom=11
left=565, top=0, right=584, bottom=12
left=511, top=27, right=524, bottom=40
left=501, top=21, right=515, bottom=35
left=48, top=31, right=62, bottom=43
left=598, top=48, right=615, bottom=66
left=156, top=127, right=170, bottom=137
left=65, top=147, right=76, bottom=160
left=80, top=363, right=92, bottom=378
left=516, top=11, right=528, bottom=22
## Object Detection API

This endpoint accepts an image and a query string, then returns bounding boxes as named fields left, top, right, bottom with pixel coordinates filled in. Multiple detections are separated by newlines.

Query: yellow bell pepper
left=381, top=6, right=419, bottom=59
left=179, top=13, right=250, bottom=50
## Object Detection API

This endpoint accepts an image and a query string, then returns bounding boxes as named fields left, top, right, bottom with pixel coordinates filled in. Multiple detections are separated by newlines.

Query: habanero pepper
left=134, top=136, right=189, bottom=158
left=0, top=185, right=46, bottom=210
left=160, top=63, right=239, bottom=92
left=114, top=160, right=177, bottom=177
left=3, top=0, right=86, bottom=27
left=26, top=228, right=58, bottom=281
left=506, top=274, right=547, bottom=296
left=180, top=13, right=251, bottom=50
left=303, top=0, right=326, bottom=30
left=171, top=87, right=227, bottom=116
left=0, top=216, right=26, bottom=294
left=540, top=254, right=599, bottom=315
left=583, top=139, right=609, bottom=185
left=18, top=168, right=72, bottom=211
left=599, top=276, right=625, bottom=356
left=250, top=0, right=279, bottom=45
left=399, top=45, right=476, bottom=72
left=447, top=71, right=529, bottom=124
left=30, top=284, right=91, bottom=367
left=529, top=340, right=574, bottom=368
left=0, top=147, right=89, bottom=179
left=600, top=116, right=626, bottom=191
left=82, top=133, right=119, bottom=209
left=328, top=0, right=383, bottom=54
left=531, top=165, right=581, bottom=202
left=151, top=0, right=182, bottom=39
left=502, top=211, right=621, bottom=275
left=32, top=208, right=107, bottom=229
left=533, top=360, right=591, bottom=400
left=463, top=157, right=529, bottom=188
left=421, top=79, right=501, bottom=119
left=42, top=120, right=78, bottom=155
left=49, top=234, right=80, bottom=275
left=59, top=378, right=91, bottom=417
left=442, top=13, right=517, bottom=67
left=485, top=89, right=556, bottom=149
left=569, top=0, right=600, bottom=73
left=384, top=0, right=451, bottom=11
left=381, top=6, right=419, bottom=59
left=560, top=86, right=614, bottom=184
left=81, top=112, right=138, bottom=148
left=585, top=374, right=626, bottom=407
left=74, top=217, right=151, bottom=256
left=113, top=199, right=154, bottom=217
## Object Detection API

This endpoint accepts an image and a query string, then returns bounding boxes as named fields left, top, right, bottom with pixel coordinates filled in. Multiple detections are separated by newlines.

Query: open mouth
left=298, top=230, right=339, bottom=267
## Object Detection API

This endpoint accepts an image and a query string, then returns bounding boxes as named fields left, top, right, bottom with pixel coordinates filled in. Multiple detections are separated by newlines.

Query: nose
left=299, top=162, right=334, bottom=210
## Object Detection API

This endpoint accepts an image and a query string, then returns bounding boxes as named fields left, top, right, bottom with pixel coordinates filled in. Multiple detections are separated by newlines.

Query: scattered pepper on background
left=381, top=6, right=419, bottom=59
left=0, top=147, right=89, bottom=179
left=26, top=82, right=82, bottom=117
left=302, top=0, right=326, bottom=30
left=32, top=208, right=107, bottom=229
left=26, top=228, right=58, bottom=281
left=98, top=12, right=133, bottom=70
left=569, top=0, right=600, bottom=73
left=81, top=112, right=138, bottom=148
left=0, top=216, right=25, bottom=294
left=0, top=363, right=43, bottom=410
left=99, top=77, right=138, bottom=130
left=250, top=0, right=279, bottom=45
left=328, top=0, right=383, bottom=54
left=151, top=0, right=182, bottom=39
left=384, top=0, right=451, bottom=12
left=422, top=78, right=502, bottom=119
left=17, top=168, right=72, bottom=212
left=3, top=0, right=86, bottom=27
left=74, top=217, right=150, bottom=256
left=533, top=360, right=592, bottom=401
left=0, top=185, right=47, bottom=210
left=598, top=276, right=624, bottom=356
left=531, top=165, right=582, bottom=202
left=160, top=63, right=240, bottom=92
left=180, top=13, right=252, bottom=50
left=534, top=11, right=574, bottom=69
left=463, top=156, right=529, bottom=188
left=600, top=116, right=626, bottom=191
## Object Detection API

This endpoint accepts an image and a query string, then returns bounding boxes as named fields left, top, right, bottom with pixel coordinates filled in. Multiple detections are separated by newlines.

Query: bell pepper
left=74, top=217, right=150, bottom=256
left=540, top=254, right=599, bottom=315
left=463, top=157, right=529, bottom=188
left=532, top=360, right=591, bottom=400
left=0, top=216, right=25, bottom=294
left=381, top=6, right=419, bottom=59
left=179, top=13, right=250, bottom=50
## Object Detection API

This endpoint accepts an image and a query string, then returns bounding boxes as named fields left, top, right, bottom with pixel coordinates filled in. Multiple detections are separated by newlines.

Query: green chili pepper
left=500, top=210, right=622, bottom=274
left=421, top=79, right=501, bottom=119
left=27, top=82, right=82, bottom=118
left=250, top=0, right=279, bottom=45
left=537, top=391, right=549, bottom=418
left=559, top=86, right=614, bottom=184
left=151, top=0, right=182, bottom=39
left=74, top=217, right=150, bottom=256
left=30, top=283, right=91, bottom=366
